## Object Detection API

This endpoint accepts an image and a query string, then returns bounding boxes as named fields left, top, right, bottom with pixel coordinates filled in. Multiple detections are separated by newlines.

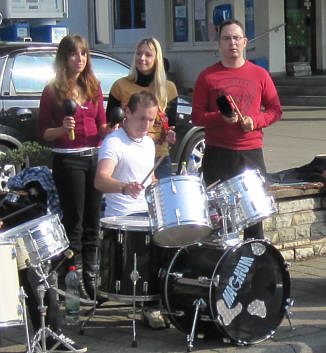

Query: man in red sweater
left=192, top=19, right=282, bottom=240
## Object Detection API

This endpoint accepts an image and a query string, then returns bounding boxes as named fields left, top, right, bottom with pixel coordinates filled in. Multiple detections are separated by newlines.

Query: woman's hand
left=63, top=116, right=75, bottom=135
left=165, top=126, right=176, bottom=144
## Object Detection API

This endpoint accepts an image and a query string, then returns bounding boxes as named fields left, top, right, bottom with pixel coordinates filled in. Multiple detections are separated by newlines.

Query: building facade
left=64, top=0, right=326, bottom=90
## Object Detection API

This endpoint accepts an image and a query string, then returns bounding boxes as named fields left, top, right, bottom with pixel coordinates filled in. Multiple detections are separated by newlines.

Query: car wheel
left=180, top=130, right=205, bottom=174
left=0, top=144, right=17, bottom=191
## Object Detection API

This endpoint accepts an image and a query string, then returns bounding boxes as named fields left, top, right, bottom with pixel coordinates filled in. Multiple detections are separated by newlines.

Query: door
left=284, top=0, right=316, bottom=72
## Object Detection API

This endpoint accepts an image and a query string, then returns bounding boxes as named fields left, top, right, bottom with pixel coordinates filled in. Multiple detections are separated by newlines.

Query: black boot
left=73, top=253, right=91, bottom=301
left=83, top=247, right=107, bottom=304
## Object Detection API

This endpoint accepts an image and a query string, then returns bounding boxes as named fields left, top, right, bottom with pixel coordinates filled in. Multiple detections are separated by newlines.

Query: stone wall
left=263, top=184, right=326, bottom=261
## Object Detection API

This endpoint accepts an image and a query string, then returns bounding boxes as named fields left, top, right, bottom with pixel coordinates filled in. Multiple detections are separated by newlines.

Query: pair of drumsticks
left=216, top=94, right=245, bottom=123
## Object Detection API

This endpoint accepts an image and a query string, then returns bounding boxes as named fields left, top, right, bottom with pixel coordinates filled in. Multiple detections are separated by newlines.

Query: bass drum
left=162, top=239, right=290, bottom=344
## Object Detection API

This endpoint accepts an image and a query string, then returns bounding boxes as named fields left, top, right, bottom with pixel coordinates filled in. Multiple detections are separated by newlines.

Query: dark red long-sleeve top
left=192, top=60, right=282, bottom=150
left=38, top=85, right=106, bottom=148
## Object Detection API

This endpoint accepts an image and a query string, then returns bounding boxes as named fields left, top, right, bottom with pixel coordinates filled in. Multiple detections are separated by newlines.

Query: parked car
left=0, top=41, right=205, bottom=190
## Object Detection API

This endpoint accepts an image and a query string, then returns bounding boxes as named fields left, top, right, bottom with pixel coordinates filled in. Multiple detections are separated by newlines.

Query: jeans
left=202, top=146, right=266, bottom=240
left=52, top=153, right=102, bottom=255
left=154, top=155, right=172, bottom=179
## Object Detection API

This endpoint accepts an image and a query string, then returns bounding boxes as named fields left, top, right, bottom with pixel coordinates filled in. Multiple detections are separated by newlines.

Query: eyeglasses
left=221, top=36, right=244, bottom=43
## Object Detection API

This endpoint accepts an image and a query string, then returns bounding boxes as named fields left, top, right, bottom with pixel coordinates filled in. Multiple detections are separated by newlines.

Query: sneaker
left=46, top=334, right=87, bottom=352
left=141, top=307, right=166, bottom=329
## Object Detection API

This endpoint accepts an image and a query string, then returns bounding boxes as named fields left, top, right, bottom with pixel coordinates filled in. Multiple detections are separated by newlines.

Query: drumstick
left=141, top=155, right=165, bottom=185
left=207, top=179, right=221, bottom=191
left=0, top=203, right=39, bottom=222
left=228, top=95, right=245, bottom=123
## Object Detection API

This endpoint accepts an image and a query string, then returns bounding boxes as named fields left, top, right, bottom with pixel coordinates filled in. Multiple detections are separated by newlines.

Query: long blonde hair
left=128, top=37, right=167, bottom=112
left=53, top=34, right=100, bottom=104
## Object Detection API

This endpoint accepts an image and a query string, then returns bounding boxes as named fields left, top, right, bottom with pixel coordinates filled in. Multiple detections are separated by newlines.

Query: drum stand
left=27, top=261, right=80, bottom=353
left=19, top=286, right=32, bottom=353
left=186, top=298, right=207, bottom=352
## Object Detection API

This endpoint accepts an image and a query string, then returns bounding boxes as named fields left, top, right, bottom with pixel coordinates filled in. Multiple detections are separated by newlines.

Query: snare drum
left=208, top=169, right=276, bottom=233
left=0, top=241, right=24, bottom=327
left=1, top=214, right=68, bottom=269
left=162, top=239, right=290, bottom=344
left=99, top=216, right=162, bottom=302
left=146, top=175, right=212, bottom=247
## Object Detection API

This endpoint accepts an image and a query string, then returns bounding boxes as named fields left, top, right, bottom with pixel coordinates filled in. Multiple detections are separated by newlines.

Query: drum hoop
left=100, top=216, right=150, bottom=231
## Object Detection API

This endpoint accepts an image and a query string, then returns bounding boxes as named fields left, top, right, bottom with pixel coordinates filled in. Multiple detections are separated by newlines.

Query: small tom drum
left=0, top=241, right=24, bottom=327
left=0, top=214, right=68, bottom=269
left=99, top=216, right=162, bottom=302
left=207, top=169, right=276, bottom=233
left=146, top=175, right=212, bottom=247
left=162, top=239, right=290, bottom=344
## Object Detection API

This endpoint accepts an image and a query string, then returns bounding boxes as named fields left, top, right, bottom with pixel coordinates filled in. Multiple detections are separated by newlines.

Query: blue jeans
left=155, top=155, right=172, bottom=179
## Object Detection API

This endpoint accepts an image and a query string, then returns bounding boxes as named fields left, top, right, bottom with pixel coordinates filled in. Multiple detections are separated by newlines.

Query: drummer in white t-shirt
left=95, top=91, right=157, bottom=217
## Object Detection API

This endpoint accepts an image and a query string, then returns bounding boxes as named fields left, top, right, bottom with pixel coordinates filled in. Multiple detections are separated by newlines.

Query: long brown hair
left=53, top=34, right=99, bottom=103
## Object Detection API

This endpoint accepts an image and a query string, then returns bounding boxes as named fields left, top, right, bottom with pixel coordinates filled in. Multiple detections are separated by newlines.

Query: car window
left=12, top=53, right=56, bottom=94
left=91, top=55, right=129, bottom=95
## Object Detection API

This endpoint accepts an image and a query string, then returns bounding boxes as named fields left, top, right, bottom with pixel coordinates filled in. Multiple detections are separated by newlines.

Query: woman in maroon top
left=38, top=34, right=107, bottom=300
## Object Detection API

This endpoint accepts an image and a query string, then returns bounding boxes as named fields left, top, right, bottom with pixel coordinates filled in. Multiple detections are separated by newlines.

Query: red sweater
left=192, top=60, right=282, bottom=150
left=38, top=85, right=106, bottom=148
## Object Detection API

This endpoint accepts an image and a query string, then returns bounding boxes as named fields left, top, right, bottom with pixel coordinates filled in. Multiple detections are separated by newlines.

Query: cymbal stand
left=130, top=253, right=140, bottom=348
left=28, top=260, right=79, bottom=353
left=186, top=298, right=207, bottom=352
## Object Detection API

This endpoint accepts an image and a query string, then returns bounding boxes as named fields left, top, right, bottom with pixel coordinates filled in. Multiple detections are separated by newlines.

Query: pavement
left=1, top=105, right=326, bottom=353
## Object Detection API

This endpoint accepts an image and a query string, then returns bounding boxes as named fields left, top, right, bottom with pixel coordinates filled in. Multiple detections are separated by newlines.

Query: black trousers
left=202, top=145, right=266, bottom=240
left=52, top=153, right=102, bottom=256
left=19, top=267, right=63, bottom=332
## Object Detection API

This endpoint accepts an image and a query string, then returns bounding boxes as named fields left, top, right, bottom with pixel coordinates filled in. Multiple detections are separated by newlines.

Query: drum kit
left=98, top=169, right=294, bottom=351
left=0, top=213, right=80, bottom=353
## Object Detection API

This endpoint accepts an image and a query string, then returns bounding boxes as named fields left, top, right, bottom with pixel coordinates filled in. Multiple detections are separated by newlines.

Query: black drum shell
left=162, top=239, right=291, bottom=344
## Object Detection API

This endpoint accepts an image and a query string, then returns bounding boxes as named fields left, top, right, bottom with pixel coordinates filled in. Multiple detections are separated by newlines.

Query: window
left=171, top=0, right=232, bottom=43
left=12, top=53, right=55, bottom=94
left=114, top=0, right=146, bottom=29
left=91, top=55, right=130, bottom=95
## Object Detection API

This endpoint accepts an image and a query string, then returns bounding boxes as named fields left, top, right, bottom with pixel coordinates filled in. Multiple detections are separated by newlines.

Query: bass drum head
left=163, top=240, right=290, bottom=344
left=211, top=239, right=290, bottom=344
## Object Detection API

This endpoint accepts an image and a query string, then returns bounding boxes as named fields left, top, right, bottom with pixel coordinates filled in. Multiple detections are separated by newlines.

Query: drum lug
left=17, top=303, right=23, bottom=316
left=170, top=179, right=177, bottom=194
left=143, top=281, right=148, bottom=294
left=115, top=280, right=121, bottom=293
left=11, top=246, right=17, bottom=260
left=145, top=234, right=150, bottom=246
left=118, top=230, right=123, bottom=243
left=175, top=209, right=181, bottom=225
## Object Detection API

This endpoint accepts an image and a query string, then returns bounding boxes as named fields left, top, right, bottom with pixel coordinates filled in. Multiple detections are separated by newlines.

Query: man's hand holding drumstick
left=217, top=95, right=254, bottom=132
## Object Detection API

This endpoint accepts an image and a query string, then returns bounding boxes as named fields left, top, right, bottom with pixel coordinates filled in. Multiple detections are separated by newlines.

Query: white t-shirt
left=98, top=128, right=155, bottom=216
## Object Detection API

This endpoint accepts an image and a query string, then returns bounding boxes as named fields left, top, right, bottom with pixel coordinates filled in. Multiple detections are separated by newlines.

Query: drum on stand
left=99, top=216, right=164, bottom=302
left=0, top=214, right=68, bottom=269
left=161, top=239, right=291, bottom=345
left=207, top=169, right=276, bottom=235
left=0, top=241, right=24, bottom=327
left=146, top=175, right=213, bottom=248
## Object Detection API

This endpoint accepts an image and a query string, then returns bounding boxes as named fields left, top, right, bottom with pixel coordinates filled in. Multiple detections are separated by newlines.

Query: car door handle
left=16, top=108, right=33, bottom=122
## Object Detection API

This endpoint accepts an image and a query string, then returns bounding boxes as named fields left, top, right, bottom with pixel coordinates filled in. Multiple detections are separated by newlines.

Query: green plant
left=0, top=142, right=52, bottom=169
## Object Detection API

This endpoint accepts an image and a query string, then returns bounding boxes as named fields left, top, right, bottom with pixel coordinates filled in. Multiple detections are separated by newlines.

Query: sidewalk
left=1, top=105, right=326, bottom=353
left=0, top=255, right=326, bottom=353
